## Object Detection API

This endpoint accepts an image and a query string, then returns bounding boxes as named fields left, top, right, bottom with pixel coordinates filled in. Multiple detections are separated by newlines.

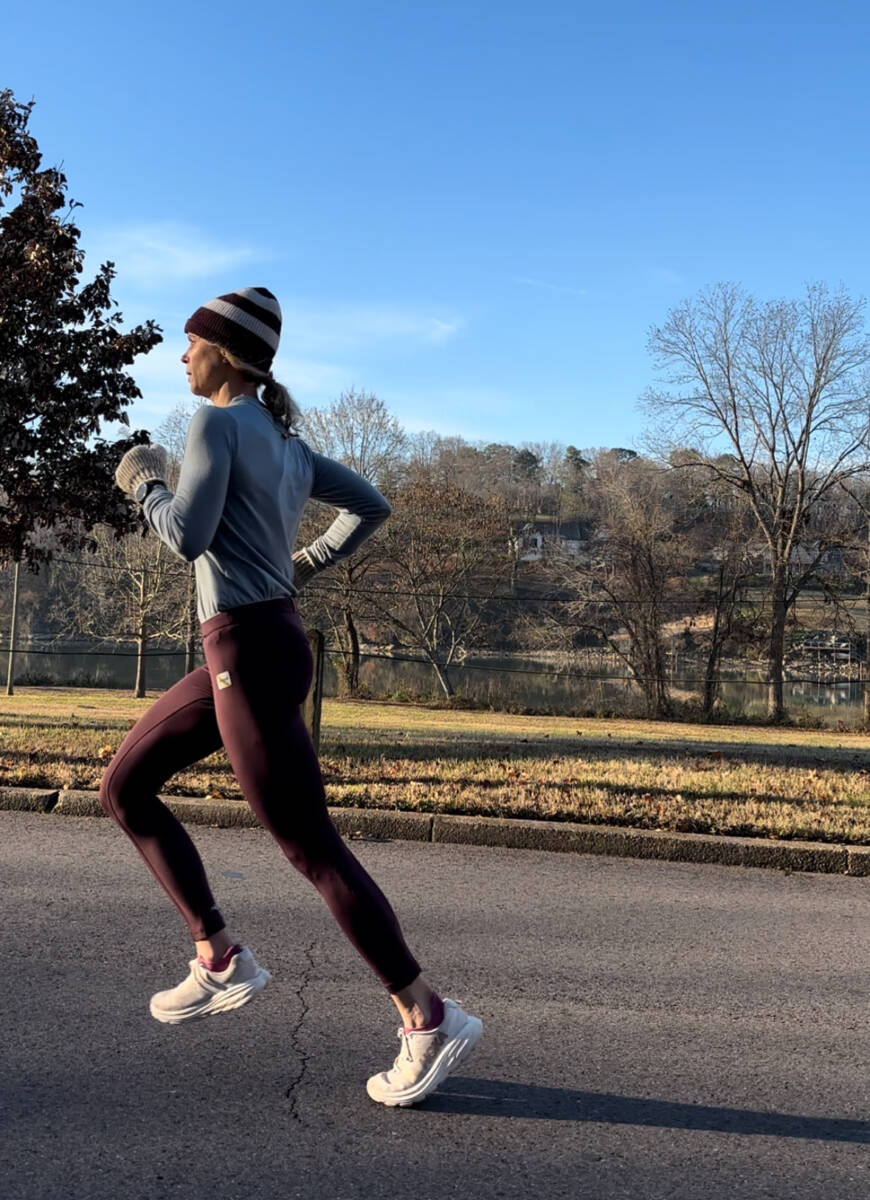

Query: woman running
left=104, top=286, right=481, bottom=1107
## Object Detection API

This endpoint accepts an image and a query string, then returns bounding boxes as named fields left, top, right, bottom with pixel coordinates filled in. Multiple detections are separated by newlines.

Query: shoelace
left=393, top=1023, right=441, bottom=1070
left=191, top=960, right=213, bottom=987
left=392, top=1031, right=414, bottom=1069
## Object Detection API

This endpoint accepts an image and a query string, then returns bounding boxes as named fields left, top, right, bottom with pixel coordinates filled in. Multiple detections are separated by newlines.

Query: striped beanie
left=184, top=287, right=281, bottom=370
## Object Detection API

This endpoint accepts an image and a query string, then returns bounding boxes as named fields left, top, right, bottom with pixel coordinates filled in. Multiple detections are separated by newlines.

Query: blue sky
left=5, top=0, right=870, bottom=449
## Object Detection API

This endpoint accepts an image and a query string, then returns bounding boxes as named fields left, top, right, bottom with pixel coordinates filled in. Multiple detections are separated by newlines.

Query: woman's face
left=181, top=334, right=230, bottom=398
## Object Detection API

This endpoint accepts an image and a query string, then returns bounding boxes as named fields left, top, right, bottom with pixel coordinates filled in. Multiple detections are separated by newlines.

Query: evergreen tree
left=0, top=89, right=161, bottom=566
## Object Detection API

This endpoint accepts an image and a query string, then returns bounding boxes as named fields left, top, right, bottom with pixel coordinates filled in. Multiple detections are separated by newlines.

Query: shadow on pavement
left=424, top=1078, right=869, bottom=1142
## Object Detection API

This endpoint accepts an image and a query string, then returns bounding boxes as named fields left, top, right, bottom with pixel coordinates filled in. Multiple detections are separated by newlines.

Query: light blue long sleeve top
left=142, top=396, right=391, bottom=621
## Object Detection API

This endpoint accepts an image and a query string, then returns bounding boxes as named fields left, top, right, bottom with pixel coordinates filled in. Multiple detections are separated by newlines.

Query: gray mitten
left=115, top=444, right=169, bottom=497
left=292, top=548, right=320, bottom=588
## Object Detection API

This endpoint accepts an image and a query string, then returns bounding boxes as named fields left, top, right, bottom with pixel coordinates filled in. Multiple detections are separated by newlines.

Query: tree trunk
left=652, top=642, right=672, bottom=718
left=865, top=524, right=870, bottom=728
left=341, top=607, right=360, bottom=696
left=184, top=563, right=197, bottom=675
left=5, top=560, right=20, bottom=696
left=634, top=626, right=671, bottom=718
left=703, top=614, right=721, bottom=716
left=702, top=566, right=726, bottom=716
left=430, top=658, right=454, bottom=698
left=133, top=570, right=147, bottom=698
left=767, top=571, right=788, bottom=721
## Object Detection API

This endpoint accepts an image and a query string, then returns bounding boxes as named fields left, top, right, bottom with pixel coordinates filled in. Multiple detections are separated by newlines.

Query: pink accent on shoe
left=404, top=993, right=445, bottom=1034
left=197, top=943, right=243, bottom=973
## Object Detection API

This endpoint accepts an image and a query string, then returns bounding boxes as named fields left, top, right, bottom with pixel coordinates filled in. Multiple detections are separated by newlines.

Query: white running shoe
left=149, top=946, right=271, bottom=1024
left=366, top=999, right=483, bottom=1107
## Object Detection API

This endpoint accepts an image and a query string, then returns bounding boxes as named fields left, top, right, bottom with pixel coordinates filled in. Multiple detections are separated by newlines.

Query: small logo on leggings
left=216, top=671, right=233, bottom=690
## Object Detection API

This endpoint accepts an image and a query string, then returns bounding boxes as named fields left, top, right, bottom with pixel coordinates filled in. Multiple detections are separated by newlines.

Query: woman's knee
left=98, top=762, right=122, bottom=820
left=99, top=756, right=141, bottom=824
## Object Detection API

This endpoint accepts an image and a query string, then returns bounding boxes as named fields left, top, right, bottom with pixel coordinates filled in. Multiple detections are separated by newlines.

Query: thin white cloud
left=111, top=296, right=462, bottom=426
left=273, top=355, right=352, bottom=398
left=279, top=302, right=461, bottom=353
left=652, top=267, right=685, bottom=285
left=514, top=275, right=588, bottom=298
left=427, top=318, right=459, bottom=344
left=88, top=221, right=260, bottom=287
left=383, top=383, right=524, bottom=440
left=120, top=293, right=460, bottom=355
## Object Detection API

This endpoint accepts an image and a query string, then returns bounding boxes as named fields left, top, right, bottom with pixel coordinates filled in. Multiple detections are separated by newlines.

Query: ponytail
left=219, top=347, right=301, bottom=439
left=260, top=374, right=301, bottom=439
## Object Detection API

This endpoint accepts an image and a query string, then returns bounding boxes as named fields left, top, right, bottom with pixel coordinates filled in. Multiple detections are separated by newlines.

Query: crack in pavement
left=284, top=940, right=317, bottom=1123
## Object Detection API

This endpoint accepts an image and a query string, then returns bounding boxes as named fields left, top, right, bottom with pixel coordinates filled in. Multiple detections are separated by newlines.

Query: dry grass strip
left=2, top=688, right=869, bottom=844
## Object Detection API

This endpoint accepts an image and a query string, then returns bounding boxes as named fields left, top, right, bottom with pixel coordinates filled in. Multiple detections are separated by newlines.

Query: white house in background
left=511, top=525, right=543, bottom=562
left=510, top=523, right=589, bottom=563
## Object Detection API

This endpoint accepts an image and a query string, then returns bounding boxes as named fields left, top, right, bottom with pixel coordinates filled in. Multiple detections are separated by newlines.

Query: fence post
left=303, top=628, right=325, bottom=753
left=5, top=560, right=20, bottom=696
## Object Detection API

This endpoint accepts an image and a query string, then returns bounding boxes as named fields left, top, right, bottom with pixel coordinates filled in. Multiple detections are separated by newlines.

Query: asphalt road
left=2, top=809, right=868, bottom=1200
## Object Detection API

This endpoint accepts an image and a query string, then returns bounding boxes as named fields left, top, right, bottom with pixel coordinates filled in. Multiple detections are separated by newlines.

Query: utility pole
left=184, top=562, right=197, bottom=675
left=133, top=569, right=148, bottom=698
left=865, top=517, right=870, bottom=727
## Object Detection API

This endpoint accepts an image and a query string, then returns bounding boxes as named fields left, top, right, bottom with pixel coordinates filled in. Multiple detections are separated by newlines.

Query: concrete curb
left=0, top=787, right=59, bottom=814
left=2, top=785, right=868, bottom=877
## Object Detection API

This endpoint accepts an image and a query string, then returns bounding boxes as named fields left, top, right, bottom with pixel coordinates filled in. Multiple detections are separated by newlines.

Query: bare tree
left=668, top=461, right=758, bottom=715
left=302, top=389, right=407, bottom=489
left=536, top=453, right=695, bottom=718
left=154, top=398, right=203, bottom=485
left=373, top=483, right=511, bottom=698
left=644, top=282, right=870, bottom=720
left=54, top=526, right=188, bottom=696
left=155, top=399, right=202, bottom=672
left=831, top=476, right=870, bottom=725
left=300, top=530, right=382, bottom=696
left=301, top=390, right=407, bottom=695
left=406, top=434, right=480, bottom=492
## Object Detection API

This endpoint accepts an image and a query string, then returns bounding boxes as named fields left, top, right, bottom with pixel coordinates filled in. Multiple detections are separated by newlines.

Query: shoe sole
left=150, top=968, right=272, bottom=1024
left=366, top=1014, right=483, bottom=1107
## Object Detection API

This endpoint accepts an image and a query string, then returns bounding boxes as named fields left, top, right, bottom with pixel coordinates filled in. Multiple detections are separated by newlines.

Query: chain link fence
left=1, top=560, right=868, bottom=725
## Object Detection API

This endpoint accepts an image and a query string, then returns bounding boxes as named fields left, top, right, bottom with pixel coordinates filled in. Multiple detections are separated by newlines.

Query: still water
left=11, top=646, right=867, bottom=726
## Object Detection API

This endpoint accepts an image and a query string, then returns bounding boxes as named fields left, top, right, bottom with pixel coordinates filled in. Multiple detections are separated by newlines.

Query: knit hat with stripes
left=184, top=287, right=281, bottom=371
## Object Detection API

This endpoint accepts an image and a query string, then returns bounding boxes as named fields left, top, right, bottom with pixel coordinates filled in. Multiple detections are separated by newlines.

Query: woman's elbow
left=176, top=534, right=207, bottom=562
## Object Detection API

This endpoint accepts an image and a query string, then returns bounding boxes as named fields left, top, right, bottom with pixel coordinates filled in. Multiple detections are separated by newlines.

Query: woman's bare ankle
left=391, top=976, right=439, bottom=1029
left=195, top=931, right=235, bottom=963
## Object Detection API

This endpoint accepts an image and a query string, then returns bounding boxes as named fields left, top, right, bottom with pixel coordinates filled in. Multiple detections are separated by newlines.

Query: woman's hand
left=292, top=548, right=320, bottom=588
left=115, top=444, right=169, bottom=497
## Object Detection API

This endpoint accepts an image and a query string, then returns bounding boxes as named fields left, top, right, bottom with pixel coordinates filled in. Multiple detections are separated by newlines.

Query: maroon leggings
left=99, top=597, right=421, bottom=993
